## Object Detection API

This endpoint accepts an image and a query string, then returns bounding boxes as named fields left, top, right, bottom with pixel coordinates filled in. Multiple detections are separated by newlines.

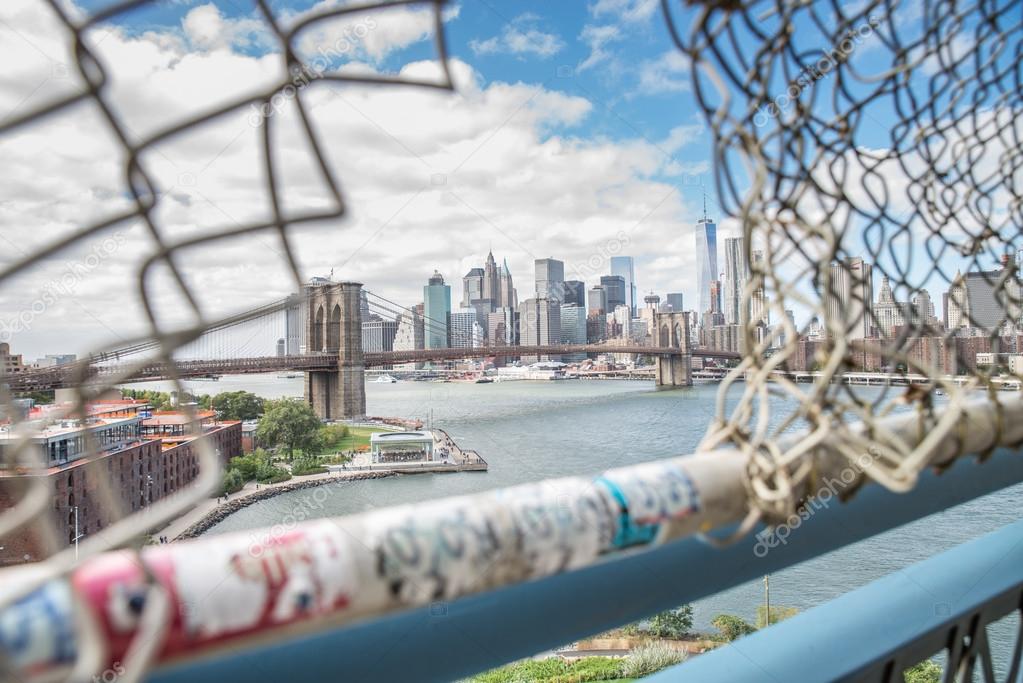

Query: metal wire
left=0, top=0, right=452, bottom=680
left=662, top=0, right=1023, bottom=524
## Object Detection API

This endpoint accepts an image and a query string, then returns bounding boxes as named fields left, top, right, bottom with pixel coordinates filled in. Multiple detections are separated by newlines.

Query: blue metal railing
left=649, top=517, right=1023, bottom=682
left=143, top=446, right=1023, bottom=683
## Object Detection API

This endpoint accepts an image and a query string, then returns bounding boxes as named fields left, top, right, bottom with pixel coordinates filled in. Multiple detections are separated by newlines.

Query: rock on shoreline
left=175, top=471, right=397, bottom=539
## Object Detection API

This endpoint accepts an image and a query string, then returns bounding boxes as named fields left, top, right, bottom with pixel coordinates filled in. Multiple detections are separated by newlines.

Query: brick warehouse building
left=0, top=400, right=240, bottom=566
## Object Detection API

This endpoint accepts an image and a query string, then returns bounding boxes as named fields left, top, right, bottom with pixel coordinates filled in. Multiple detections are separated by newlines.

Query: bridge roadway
left=3, top=345, right=740, bottom=391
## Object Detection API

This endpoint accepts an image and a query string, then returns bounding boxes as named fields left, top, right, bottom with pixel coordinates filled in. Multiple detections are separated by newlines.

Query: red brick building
left=0, top=401, right=240, bottom=566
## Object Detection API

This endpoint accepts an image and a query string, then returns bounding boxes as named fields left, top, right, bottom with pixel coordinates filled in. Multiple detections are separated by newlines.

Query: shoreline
left=166, top=470, right=397, bottom=540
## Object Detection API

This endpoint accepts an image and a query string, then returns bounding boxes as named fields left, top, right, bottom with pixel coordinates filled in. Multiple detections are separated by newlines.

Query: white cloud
left=589, top=0, right=659, bottom=23
left=633, top=50, right=689, bottom=96
left=182, top=4, right=272, bottom=52
left=577, top=24, right=622, bottom=72
left=577, top=0, right=658, bottom=71
left=470, top=14, right=565, bottom=59
left=0, top=0, right=703, bottom=358
left=290, top=1, right=461, bottom=65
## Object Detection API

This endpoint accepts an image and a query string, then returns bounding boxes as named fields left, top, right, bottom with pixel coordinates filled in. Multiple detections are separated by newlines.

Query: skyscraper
left=393, top=308, right=425, bottom=370
left=750, top=249, right=768, bottom=326
left=563, top=280, right=586, bottom=308
left=588, top=286, right=607, bottom=315
left=826, top=257, right=873, bottom=339
left=499, top=257, right=517, bottom=309
left=722, top=237, right=748, bottom=325
left=482, top=250, right=500, bottom=304
left=362, top=316, right=399, bottom=352
left=449, top=308, right=482, bottom=349
left=560, top=304, right=587, bottom=361
left=518, top=298, right=561, bottom=362
left=695, top=207, right=718, bottom=318
left=423, top=270, right=451, bottom=349
left=946, top=268, right=1008, bottom=334
left=462, top=267, right=484, bottom=308
left=535, top=258, right=565, bottom=303
left=874, top=275, right=909, bottom=338
left=610, top=256, right=637, bottom=316
left=600, top=275, right=626, bottom=311
left=665, top=292, right=684, bottom=313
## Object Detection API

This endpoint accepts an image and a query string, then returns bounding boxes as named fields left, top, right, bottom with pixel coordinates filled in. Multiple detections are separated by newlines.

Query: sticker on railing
left=597, top=461, right=700, bottom=549
left=0, top=581, right=77, bottom=676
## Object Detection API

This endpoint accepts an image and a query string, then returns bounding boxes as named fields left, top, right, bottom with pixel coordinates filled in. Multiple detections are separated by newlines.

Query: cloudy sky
left=0, top=0, right=1015, bottom=359
left=0, top=0, right=727, bottom=358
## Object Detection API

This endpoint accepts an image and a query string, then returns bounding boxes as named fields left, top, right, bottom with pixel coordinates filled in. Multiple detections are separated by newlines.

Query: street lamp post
left=763, top=575, right=771, bottom=627
left=72, top=506, right=84, bottom=562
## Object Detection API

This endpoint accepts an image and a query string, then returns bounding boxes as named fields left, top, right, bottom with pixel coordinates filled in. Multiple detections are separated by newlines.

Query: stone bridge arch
left=304, top=281, right=365, bottom=419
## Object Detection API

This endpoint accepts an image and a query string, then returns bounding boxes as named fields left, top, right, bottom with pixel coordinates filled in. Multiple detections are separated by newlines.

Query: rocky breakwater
left=176, top=471, right=396, bottom=539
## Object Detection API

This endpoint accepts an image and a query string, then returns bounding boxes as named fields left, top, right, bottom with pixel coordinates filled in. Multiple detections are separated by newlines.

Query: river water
left=141, top=375, right=1022, bottom=666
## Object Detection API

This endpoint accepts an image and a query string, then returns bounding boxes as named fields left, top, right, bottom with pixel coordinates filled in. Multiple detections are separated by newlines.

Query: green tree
left=647, top=604, right=694, bottom=639
left=256, top=398, right=323, bottom=459
left=711, top=614, right=757, bottom=642
left=903, top=660, right=942, bottom=683
left=211, top=390, right=264, bottom=421
left=220, top=469, right=244, bottom=495
left=756, top=605, right=799, bottom=628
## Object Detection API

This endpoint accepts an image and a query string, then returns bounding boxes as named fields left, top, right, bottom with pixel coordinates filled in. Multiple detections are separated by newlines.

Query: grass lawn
left=318, top=425, right=392, bottom=454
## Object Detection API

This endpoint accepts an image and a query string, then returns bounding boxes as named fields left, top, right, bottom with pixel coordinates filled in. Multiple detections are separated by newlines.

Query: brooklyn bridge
left=4, top=281, right=739, bottom=418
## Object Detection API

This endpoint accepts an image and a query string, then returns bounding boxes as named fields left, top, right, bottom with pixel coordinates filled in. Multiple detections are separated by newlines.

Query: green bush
left=291, top=456, right=327, bottom=476
left=904, top=660, right=942, bottom=683
left=711, top=614, right=757, bottom=642
left=647, top=604, right=694, bottom=638
left=469, top=658, right=568, bottom=682
left=469, top=657, right=625, bottom=683
left=621, top=641, right=687, bottom=679
left=219, top=469, right=244, bottom=495
left=255, top=460, right=291, bottom=484
left=550, top=657, right=622, bottom=682
left=319, top=423, right=349, bottom=446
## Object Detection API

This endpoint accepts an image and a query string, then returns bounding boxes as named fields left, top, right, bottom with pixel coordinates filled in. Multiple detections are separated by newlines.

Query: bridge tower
left=654, top=311, right=692, bottom=388
left=303, top=280, right=366, bottom=420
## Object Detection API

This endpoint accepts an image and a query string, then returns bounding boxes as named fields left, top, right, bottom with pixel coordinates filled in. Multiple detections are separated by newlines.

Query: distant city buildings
left=32, top=353, right=77, bottom=368
left=665, top=292, right=684, bottom=313
left=0, top=343, right=29, bottom=375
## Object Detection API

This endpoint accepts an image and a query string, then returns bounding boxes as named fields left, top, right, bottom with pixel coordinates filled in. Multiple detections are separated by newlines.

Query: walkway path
left=155, top=469, right=343, bottom=540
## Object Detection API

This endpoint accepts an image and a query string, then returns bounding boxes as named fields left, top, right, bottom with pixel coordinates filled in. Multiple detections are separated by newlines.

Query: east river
left=139, top=375, right=1022, bottom=662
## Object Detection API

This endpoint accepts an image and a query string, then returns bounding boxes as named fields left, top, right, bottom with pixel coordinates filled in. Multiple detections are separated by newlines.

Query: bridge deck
left=3, top=346, right=739, bottom=391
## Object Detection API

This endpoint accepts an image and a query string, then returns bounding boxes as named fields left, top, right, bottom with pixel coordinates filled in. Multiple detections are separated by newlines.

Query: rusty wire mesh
left=0, top=0, right=1021, bottom=679
left=663, top=0, right=1023, bottom=526
left=0, top=0, right=451, bottom=680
